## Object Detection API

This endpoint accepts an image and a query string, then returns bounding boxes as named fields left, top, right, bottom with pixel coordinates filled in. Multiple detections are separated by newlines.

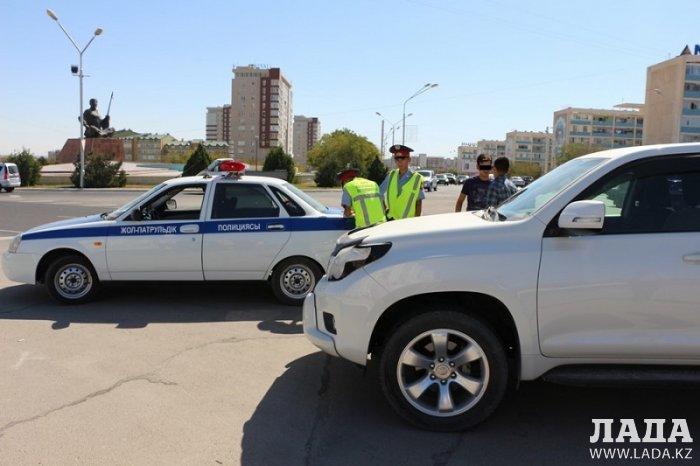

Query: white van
left=0, top=163, right=21, bottom=192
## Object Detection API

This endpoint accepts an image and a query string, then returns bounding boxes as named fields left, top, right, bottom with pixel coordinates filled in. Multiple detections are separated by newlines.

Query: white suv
left=304, top=143, right=700, bottom=431
left=0, top=162, right=21, bottom=192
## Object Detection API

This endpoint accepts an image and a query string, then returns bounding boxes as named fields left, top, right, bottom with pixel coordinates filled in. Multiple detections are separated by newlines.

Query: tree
left=37, top=156, right=49, bottom=166
left=557, top=143, right=603, bottom=165
left=366, top=156, right=388, bottom=184
left=307, top=129, right=381, bottom=187
left=7, top=149, right=42, bottom=186
left=510, top=161, right=542, bottom=179
left=182, top=144, right=211, bottom=176
left=70, top=155, right=127, bottom=188
left=263, top=146, right=295, bottom=182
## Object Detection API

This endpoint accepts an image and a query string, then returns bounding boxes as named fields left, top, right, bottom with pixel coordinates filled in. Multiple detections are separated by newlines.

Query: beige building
left=457, top=143, right=479, bottom=176
left=505, top=130, right=553, bottom=171
left=644, top=47, right=700, bottom=144
left=163, top=140, right=229, bottom=163
left=552, top=105, right=644, bottom=161
left=230, top=65, right=293, bottom=165
left=206, top=105, right=231, bottom=143
left=119, top=133, right=176, bottom=162
left=292, top=115, right=320, bottom=167
left=476, top=139, right=506, bottom=160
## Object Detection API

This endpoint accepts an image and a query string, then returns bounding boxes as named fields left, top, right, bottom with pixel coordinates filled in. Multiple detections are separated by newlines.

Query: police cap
left=389, top=144, right=413, bottom=156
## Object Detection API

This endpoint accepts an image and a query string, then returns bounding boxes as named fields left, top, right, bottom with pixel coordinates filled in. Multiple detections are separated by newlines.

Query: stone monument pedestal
left=57, top=138, right=125, bottom=164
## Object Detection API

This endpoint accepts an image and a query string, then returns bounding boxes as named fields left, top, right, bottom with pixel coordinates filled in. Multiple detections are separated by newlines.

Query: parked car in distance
left=417, top=170, right=438, bottom=192
left=0, top=162, right=21, bottom=192
left=522, top=176, right=534, bottom=186
left=304, top=142, right=700, bottom=431
left=510, top=176, right=526, bottom=188
left=435, top=174, right=449, bottom=185
left=456, top=175, right=467, bottom=184
left=446, top=173, right=457, bottom=185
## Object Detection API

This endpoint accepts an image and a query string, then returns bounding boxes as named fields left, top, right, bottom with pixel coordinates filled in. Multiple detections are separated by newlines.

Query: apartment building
left=552, top=105, right=644, bottom=159
left=476, top=139, right=506, bottom=160
left=229, top=65, right=293, bottom=165
left=164, top=140, right=229, bottom=162
left=205, top=105, right=231, bottom=143
left=292, top=115, right=320, bottom=167
left=644, top=46, right=700, bottom=144
left=119, top=133, right=176, bottom=162
left=505, top=130, right=553, bottom=171
left=457, top=143, right=479, bottom=176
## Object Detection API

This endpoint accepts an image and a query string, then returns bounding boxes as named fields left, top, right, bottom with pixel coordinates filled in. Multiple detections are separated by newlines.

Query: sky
left=1, top=0, right=698, bottom=157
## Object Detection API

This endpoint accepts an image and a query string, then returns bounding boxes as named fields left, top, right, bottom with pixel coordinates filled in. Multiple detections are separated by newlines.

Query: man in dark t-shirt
left=455, top=154, right=493, bottom=211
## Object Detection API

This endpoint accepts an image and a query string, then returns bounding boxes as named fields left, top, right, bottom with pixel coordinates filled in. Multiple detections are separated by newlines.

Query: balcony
left=684, top=90, right=700, bottom=99
left=570, top=131, right=591, bottom=136
left=682, top=108, right=700, bottom=116
left=680, top=126, right=700, bottom=134
left=571, top=118, right=591, bottom=125
left=592, top=120, right=613, bottom=127
left=686, top=72, right=700, bottom=82
left=613, top=120, right=636, bottom=127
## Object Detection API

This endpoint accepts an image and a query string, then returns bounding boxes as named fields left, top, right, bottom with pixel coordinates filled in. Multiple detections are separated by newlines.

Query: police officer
left=339, top=168, right=386, bottom=228
left=380, top=145, right=424, bottom=219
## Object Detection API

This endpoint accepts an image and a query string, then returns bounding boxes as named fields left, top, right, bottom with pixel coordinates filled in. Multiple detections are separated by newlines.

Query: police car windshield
left=105, top=183, right=166, bottom=220
left=283, top=183, right=328, bottom=213
left=493, top=157, right=607, bottom=221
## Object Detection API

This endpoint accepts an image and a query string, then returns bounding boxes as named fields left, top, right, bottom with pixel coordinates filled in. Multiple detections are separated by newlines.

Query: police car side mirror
left=166, top=198, right=177, bottom=210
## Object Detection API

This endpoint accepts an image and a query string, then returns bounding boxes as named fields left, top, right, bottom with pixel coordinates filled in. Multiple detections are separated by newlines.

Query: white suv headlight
left=327, top=242, right=391, bottom=281
left=8, top=235, right=22, bottom=253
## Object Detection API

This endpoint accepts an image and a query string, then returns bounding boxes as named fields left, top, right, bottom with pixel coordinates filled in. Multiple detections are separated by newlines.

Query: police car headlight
left=328, top=243, right=392, bottom=281
left=8, top=235, right=22, bottom=254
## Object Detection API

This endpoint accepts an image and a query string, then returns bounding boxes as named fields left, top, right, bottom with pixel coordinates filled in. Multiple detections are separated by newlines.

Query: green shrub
left=7, top=149, right=42, bottom=186
left=263, top=147, right=295, bottom=182
left=182, top=144, right=211, bottom=176
left=70, top=155, right=127, bottom=188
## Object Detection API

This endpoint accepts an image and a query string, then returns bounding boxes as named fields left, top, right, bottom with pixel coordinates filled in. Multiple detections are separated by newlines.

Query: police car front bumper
left=2, top=250, right=37, bottom=284
left=303, top=292, right=339, bottom=358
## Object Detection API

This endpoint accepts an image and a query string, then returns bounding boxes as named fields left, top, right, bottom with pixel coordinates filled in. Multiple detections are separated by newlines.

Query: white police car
left=2, top=162, right=350, bottom=305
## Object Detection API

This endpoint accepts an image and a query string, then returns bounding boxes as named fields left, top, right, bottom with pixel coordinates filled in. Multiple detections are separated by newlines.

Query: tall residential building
left=552, top=105, right=644, bottom=158
left=292, top=115, right=320, bottom=167
left=476, top=139, right=506, bottom=160
left=206, top=105, right=231, bottom=143
left=229, top=65, right=293, bottom=164
left=505, top=130, right=553, bottom=171
left=644, top=47, right=700, bottom=144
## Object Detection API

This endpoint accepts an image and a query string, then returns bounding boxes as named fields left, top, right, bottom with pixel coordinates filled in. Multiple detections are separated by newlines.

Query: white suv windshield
left=494, top=157, right=607, bottom=221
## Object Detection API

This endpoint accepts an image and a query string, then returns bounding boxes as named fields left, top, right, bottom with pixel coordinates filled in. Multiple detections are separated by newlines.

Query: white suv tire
left=378, top=309, right=509, bottom=431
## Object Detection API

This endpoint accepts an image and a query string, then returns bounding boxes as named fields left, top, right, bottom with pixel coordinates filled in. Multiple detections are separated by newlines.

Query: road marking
left=12, top=351, right=47, bottom=369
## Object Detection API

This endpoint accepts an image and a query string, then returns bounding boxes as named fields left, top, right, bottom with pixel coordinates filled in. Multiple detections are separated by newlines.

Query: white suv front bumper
left=302, top=292, right=339, bottom=357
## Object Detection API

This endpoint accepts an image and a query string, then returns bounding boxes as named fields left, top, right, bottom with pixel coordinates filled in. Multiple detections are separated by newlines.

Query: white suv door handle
left=267, top=224, right=285, bottom=231
left=179, top=224, right=200, bottom=234
left=682, top=253, right=700, bottom=264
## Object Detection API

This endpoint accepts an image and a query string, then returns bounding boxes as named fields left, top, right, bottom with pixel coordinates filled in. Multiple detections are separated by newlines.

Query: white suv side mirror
left=558, top=200, right=605, bottom=230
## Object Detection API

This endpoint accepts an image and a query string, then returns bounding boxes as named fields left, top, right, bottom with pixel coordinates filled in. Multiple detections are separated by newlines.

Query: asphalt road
left=1, top=186, right=698, bottom=465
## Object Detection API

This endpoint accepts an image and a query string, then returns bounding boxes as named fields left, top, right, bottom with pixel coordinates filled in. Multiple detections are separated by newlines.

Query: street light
left=47, top=9, right=104, bottom=189
left=402, top=83, right=438, bottom=144
left=379, top=113, right=412, bottom=149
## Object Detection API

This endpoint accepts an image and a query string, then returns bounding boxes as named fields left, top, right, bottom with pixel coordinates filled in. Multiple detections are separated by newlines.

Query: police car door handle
left=682, top=253, right=700, bottom=264
left=267, top=224, right=285, bottom=231
left=179, top=224, right=200, bottom=234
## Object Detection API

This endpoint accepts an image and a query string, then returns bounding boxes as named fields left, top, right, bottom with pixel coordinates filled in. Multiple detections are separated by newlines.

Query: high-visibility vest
left=386, top=170, right=423, bottom=220
left=343, top=177, right=386, bottom=228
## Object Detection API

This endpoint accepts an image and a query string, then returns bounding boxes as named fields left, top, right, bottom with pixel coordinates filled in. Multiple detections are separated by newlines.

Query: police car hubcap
left=281, top=266, right=314, bottom=298
left=397, top=329, right=489, bottom=417
left=55, top=264, right=92, bottom=299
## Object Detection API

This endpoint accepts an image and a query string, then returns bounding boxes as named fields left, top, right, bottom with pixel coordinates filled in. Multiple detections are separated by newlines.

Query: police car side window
left=211, top=184, right=280, bottom=219
left=270, top=187, right=305, bottom=217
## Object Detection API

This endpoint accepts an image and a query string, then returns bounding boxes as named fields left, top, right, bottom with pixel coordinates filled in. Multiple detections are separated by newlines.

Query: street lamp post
left=402, top=83, right=438, bottom=144
left=46, top=9, right=103, bottom=189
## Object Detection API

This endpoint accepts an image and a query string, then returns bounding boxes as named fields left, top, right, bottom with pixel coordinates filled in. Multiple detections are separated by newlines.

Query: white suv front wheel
left=379, top=310, right=509, bottom=431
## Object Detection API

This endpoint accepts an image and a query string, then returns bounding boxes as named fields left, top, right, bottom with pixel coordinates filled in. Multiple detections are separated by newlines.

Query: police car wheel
left=45, top=255, right=99, bottom=304
left=378, top=310, right=508, bottom=431
left=271, top=257, right=322, bottom=306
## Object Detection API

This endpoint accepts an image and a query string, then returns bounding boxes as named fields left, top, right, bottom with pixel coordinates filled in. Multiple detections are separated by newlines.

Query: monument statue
left=81, top=96, right=115, bottom=138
